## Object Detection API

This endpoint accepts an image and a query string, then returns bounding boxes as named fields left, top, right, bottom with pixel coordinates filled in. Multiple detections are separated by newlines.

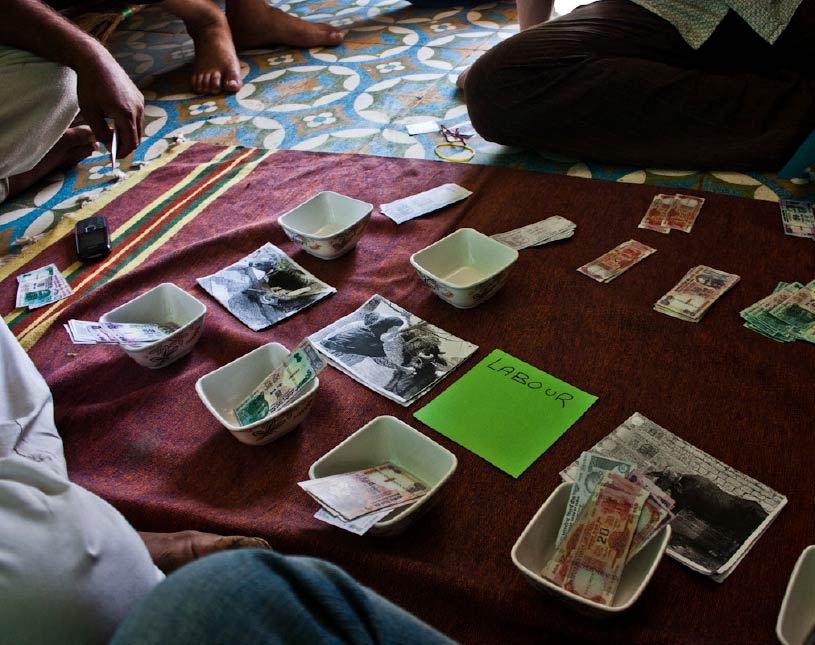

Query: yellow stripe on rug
left=8, top=145, right=274, bottom=350
left=0, top=141, right=195, bottom=282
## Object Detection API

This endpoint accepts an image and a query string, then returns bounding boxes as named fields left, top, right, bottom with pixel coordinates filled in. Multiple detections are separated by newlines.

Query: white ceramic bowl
left=410, top=227, right=519, bottom=308
left=195, top=342, right=319, bottom=446
left=308, top=415, right=457, bottom=536
left=511, top=482, right=671, bottom=616
left=279, top=191, right=373, bottom=260
left=777, top=545, right=815, bottom=645
left=100, top=282, right=206, bottom=369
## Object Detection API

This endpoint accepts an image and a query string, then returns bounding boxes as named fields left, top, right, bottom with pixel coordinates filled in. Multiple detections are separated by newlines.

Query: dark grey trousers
left=464, top=0, right=815, bottom=170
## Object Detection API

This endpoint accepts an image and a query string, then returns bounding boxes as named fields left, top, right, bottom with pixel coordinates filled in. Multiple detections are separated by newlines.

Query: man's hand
left=75, top=49, right=144, bottom=158
left=139, top=530, right=272, bottom=573
left=2, top=0, right=145, bottom=158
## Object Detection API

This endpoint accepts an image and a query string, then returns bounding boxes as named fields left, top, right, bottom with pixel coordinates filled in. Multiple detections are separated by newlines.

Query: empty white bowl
left=777, top=545, right=815, bottom=645
left=100, top=282, right=206, bottom=369
left=195, top=342, right=319, bottom=446
left=410, top=227, right=519, bottom=308
left=308, top=415, right=457, bottom=536
left=511, top=482, right=671, bottom=615
left=279, top=191, right=373, bottom=260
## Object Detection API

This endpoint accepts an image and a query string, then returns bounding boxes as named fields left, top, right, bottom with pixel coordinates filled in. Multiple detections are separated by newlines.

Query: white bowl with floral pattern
left=410, top=228, right=519, bottom=308
left=195, top=342, right=319, bottom=446
left=511, top=482, right=671, bottom=616
left=308, top=416, right=457, bottom=536
left=279, top=191, right=373, bottom=260
left=100, top=282, right=206, bottom=369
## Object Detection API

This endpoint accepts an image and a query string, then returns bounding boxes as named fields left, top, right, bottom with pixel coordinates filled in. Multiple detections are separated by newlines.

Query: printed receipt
left=379, top=184, right=472, bottom=224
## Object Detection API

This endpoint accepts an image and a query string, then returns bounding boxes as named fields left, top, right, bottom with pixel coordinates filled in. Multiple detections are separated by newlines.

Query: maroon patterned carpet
left=18, top=144, right=815, bottom=643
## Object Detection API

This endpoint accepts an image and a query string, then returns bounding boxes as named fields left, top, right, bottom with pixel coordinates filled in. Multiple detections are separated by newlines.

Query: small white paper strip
left=380, top=183, right=472, bottom=224
left=406, top=120, right=439, bottom=136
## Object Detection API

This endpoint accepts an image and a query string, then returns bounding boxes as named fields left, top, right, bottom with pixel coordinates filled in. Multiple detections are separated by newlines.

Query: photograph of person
left=197, top=242, right=335, bottom=330
left=310, top=295, right=477, bottom=406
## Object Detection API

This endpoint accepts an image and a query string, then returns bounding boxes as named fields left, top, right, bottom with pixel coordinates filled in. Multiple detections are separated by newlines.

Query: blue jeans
left=111, top=549, right=455, bottom=644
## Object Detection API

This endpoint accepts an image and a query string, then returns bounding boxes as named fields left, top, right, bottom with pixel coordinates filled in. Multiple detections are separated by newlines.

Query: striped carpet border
left=5, top=144, right=274, bottom=349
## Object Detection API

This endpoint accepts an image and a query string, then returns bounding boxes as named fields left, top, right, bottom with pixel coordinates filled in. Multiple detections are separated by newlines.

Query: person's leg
left=224, top=0, right=343, bottom=51
left=160, top=0, right=242, bottom=95
left=158, top=0, right=344, bottom=95
left=111, top=549, right=455, bottom=645
left=0, top=45, right=96, bottom=203
left=463, top=0, right=815, bottom=170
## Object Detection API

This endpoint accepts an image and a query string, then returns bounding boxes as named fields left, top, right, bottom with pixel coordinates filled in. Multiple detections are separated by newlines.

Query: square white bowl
left=99, top=282, right=206, bottom=369
left=308, top=415, right=457, bottom=537
left=410, top=227, right=519, bottom=308
left=195, top=342, right=319, bottom=446
left=279, top=191, right=373, bottom=260
left=777, top=545, right=815, bottom=645
left=511, top=482, right=671, bottom=615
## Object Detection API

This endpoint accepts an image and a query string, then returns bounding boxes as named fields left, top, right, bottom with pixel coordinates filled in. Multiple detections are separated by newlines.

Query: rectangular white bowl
left=410, top=227, right=518, bottom=308
left=99, top=282, right=206, bottom=369
left=196, top=342, right=318, bottom=446
left=777, top=545, right=815, bottom=645
left=308, top=415, right=457, bottom=536
left=279, top=191, right=373, bottom=259
left=511, top=482, right=671, bottom=615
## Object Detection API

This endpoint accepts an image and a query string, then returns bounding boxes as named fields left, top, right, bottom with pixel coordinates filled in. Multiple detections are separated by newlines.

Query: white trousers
left=0, top=45, right=79, bottom=202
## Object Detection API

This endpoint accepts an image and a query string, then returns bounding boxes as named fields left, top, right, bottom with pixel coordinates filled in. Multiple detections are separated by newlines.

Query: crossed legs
left=462, top=0, right=815, bottom=170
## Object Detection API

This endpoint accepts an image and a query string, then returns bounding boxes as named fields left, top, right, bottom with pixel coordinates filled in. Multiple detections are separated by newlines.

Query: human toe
left=209, top=71, right=223, bottom=95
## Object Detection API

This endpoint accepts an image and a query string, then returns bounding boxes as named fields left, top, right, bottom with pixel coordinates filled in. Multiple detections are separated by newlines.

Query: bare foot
left=161, top=0, right=243, bottom=95
left=139, top=530, right=272, bottom=573
left=226, top=0, right=344, bottom=50
left=6, top=126, right=96, bottom=200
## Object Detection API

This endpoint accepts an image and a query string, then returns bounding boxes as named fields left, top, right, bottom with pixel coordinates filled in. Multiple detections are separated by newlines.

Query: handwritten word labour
left=486, top=358, right=574, bottom=408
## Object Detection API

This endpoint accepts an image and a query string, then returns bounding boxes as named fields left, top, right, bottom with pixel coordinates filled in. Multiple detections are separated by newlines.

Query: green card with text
left=414, top=349, right=598, bottom=478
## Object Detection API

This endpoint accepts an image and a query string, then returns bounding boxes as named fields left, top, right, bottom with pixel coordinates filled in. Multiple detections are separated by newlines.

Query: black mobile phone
left=74, top=216, right=111, bottom=262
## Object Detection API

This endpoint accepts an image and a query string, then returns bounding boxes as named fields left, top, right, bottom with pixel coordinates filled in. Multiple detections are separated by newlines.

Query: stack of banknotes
left=779, top=200, right=815, bottom=239
left=16, top=264, right=73, bottom=310
left=654, top=265, right=740, bottom=321
left=233, top=339, right=325, bottom=426
left=541, top=452, right=675, bottom=605
left=740, top=280, right=815, bottom=342
left=65, top=319, right=178, bottom=345
left=490, top=216, right=576, bottom=250
left=299, top=463, right=429, bottom=535
left=638, top=193, right=705, bottom=234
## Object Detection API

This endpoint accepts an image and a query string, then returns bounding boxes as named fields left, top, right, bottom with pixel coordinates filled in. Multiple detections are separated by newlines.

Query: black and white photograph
left=197, top=243, right=335, bottom=331
left=561, top=412, right=787, bottom=581
left=309, top=295, right=478, bottom=406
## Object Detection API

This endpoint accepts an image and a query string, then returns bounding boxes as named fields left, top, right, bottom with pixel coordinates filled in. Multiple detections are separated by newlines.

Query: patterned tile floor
left=2, top=0, right=813, bottom=254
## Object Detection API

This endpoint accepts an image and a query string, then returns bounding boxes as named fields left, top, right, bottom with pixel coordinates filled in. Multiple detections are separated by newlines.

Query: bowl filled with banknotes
left=278, top=191, right=373, bottom=260
left=307, top=416, right=457, bottom=537
left=99, top=282, right=206, bottom=369
left=410, top=228, right=519, bottom=308
left=195, top=341, right=320, bottom=446
left=511, top=482, right=671, bottom=615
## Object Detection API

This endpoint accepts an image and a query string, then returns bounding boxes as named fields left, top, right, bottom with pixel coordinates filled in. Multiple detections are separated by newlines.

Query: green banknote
left=741, top=280, right=815, bottom=343
left=234, top=340, right=325, bottom=426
